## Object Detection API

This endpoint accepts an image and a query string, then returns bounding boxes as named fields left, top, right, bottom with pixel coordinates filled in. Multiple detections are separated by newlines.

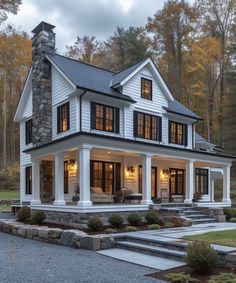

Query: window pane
left=141, top=78, right=152, bottom=99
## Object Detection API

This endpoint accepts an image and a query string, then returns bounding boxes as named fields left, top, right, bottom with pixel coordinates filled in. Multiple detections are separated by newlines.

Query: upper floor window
left=91, top=102, right=120, bottom=133
left=141, top=78, right=152, bottom=100
left=134, top=111, right=162, bottom=141
left=169, top=121, right=188, bottom=146
left=57, top=102, right=70, bottom=133
left=25, top=166, right=32, bottom=195
left=195, top=168, right=208, bottom=194
left=25, top=119, right=33, bottom=144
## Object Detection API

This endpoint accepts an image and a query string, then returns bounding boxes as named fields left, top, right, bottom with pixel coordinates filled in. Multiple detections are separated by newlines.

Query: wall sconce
left=68, top=159, right=76, bottom=171
left=162, top=169, right=169, bottom=176
left=127, top=166, right=135, bottom=177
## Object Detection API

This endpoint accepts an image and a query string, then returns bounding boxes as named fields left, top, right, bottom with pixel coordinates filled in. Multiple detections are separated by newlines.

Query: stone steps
left=116, top=240, right=186, bottom=261
left=191, top=218, right=218, bottom=224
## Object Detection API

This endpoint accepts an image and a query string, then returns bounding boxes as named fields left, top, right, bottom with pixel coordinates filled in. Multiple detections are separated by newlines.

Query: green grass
left=182, top=229, right=236, bottom=247
left=0, top=190, right=19, bottom=200
left=0, top=204, right=11, bottom=212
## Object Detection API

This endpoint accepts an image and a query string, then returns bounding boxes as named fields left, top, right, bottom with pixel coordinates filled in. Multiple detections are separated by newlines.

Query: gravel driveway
left=0, top=232, right=161, bottom=283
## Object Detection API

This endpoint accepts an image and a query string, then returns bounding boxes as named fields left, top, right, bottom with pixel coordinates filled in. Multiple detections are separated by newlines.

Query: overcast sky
left=6, top=0, right=167, bottom=53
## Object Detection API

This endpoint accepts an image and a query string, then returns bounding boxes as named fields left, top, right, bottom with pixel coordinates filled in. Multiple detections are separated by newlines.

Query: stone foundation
left=32, top=209, right=149, bottom=229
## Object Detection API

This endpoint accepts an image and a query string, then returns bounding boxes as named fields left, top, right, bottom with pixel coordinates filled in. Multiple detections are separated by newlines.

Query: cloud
left=7, top=0, right=164, bottom=52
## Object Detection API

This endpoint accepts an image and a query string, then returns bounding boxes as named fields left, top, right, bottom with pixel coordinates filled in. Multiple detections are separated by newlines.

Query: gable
left=113, top=58, right=174, bottom=102
left=14, top=68, right=32, bottom=122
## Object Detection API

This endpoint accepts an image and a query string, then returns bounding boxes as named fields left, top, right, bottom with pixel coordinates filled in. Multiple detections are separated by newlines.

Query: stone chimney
left=31, top=21, right=55, bottom=145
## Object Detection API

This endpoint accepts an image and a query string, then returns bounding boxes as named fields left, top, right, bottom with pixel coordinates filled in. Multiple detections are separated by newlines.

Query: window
left=25, top=166, right=32, bottom=194
left=170, top=168, right=185, bottom=196
left=195, top=168, right=208, bottom=194
left=134, top=111, right=162, bottom=141
left=25, top=119, right=32, bottom=144
left=169, top=121, right=188, bottom=145
left=91, top=102, right=119, bottom=133
left=57, top=102, right=70, bottom=133
left=141, top=78, right=152, bottom=100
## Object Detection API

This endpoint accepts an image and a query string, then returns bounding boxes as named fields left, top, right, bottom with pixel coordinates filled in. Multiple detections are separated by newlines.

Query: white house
left=14, top=22, right=235, bottom=216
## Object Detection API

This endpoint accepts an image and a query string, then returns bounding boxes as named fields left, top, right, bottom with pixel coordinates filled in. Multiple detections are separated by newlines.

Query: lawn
left=0, top=190, right=20, bottom=200
left=182, top=229, right=236, bottom=247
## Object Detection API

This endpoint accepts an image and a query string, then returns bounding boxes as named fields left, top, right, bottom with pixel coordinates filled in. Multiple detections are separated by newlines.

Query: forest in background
left=1, top=0, right=236, bottom=177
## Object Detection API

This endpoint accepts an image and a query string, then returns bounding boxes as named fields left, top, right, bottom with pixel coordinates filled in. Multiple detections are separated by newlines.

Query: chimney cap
left=32, top=21, right=55, bottom=34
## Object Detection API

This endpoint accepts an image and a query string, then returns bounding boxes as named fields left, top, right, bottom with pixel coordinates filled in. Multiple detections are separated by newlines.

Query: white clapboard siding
left=122, top=65, right=193, bottom=149
left=22, top=90, right=32, bottom=119
left=20, top=122, right=32, bottom=202
left=52, top=66, right=75, bottom=106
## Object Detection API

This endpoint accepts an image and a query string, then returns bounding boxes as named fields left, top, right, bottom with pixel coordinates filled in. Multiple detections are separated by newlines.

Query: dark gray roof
left=164, top=100, right=201, bottom=120
left=195, top=133, right=207, bottom=142
left=110, top=59, right=147, bottom=87
left=47, top=53, right=135, bottom=103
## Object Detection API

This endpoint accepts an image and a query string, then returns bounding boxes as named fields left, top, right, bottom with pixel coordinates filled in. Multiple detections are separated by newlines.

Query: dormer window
left=141, top=78, right=152, bottom=100
left=57, top=102, right=70, bottom=133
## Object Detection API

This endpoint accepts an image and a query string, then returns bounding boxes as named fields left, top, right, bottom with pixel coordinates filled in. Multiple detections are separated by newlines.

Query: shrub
left=105, top=228, right=117, bottom=234
left=230, top=217, right=236, bottom=223
left=148, top=224, right=161, bottom=230
left=164, top=272, right=198, bottom=283
left=108, top=214, right=123, bottom=227
left=87, top=216, right=103, bottom=231
left=17, top=206, right=30, bottom=221
left=171, top=217, right=183, bottom=227
left=125, top=226, right=137, bottom=232
left=31, top=211, right=46, bottom=224
left=164, top=222, right=175, bottom=228
left=223, top=208, right=236, bottom=220
left=208, top=272, right=236, bottom=283
left=185, top=241, right=218, bottom=274
left=127, top=213, right=142, bottom=226
left=145, top=210, right=160, bottom=224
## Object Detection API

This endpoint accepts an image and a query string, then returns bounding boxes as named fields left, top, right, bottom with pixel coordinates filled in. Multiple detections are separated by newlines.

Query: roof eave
left=164, top=108, right=202, bottom=121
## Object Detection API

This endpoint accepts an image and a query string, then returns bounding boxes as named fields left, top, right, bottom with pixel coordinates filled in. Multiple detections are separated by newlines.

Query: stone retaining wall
left=0, top=219, right=114, bottom=250
left=32, top=209, right=148, bottom=228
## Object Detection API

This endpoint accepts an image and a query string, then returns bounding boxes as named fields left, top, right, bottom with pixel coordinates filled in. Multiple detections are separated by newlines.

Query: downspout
left=192, top=120, right=199, bottom=149
left=79, top=90, right=87, bottom=132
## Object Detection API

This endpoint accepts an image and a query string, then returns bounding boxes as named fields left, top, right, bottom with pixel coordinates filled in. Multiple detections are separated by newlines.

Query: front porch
left=28, top=141, right=232, bottom=212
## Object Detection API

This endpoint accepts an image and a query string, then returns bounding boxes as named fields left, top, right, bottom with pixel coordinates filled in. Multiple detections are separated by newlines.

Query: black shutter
left=67, top=102, right=70, bottom=130
left=168, top=121, right=171, bottom=143
left=91, top=102, right=96, bottom=129
left=133, top=111, right=138, bottom=137
left=184, top=124, right=188, bottom=146
left=158, top=116, right=162, bottom=141
left=115, top=108, right=120, bottom=134
left=115, top=163, right=121, bottom=193
left=57, top=106, right=61, bottom=133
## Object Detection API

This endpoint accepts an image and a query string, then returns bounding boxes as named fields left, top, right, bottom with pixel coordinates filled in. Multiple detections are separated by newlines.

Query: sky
left=6, top=0, right=167, bottom=53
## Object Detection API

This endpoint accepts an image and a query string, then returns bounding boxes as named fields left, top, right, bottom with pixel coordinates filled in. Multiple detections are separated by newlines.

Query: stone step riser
left=115, top=237, right=186, bottom=252
left=184, top=215, right=213, bottom=219
left=192, top=219, right=217, bottom=225
left=115, top=243, right=185, bottom=262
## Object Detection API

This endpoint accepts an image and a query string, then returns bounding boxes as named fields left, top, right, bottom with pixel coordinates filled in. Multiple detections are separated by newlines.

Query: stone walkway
left=99, top=223, right=236, bottom=269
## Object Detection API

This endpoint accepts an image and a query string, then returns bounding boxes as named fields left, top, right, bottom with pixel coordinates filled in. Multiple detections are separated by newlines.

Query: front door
left=90, top=160, right=121, bottom=194
left=138, top=166, right=157, bottom=198
left=169, top=168, right=185, bottom=201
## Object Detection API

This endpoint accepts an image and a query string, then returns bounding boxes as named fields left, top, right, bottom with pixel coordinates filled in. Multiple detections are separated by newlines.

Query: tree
left=65, top=35, right=99, bottom=64
left=196, top=0, right=236, bottom=145
left=0, top=25, right=31, bottom=169
left=147, top=0, right=198, bottom=103
left=0, top=0, right=22, bottom=23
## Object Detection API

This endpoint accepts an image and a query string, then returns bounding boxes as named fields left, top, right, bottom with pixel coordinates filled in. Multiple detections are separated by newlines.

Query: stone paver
left=98, top=248, right=186, bottom=270
left=0, top=232, right=160, bottom=283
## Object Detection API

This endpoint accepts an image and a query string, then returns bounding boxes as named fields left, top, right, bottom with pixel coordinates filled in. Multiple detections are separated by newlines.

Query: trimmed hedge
left=108, top=214, right=124, bottom=227
left=127, top=213, right=142, bottom=226
left=17, top=206, right=30, bottom=221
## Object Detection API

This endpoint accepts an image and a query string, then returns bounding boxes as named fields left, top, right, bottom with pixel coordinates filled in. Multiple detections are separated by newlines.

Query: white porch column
left=77, top=145, right=92, bottom=207
left=222, top=165, right=231, bottom=204
left=30, top=159, right=41, bottom=205
left=211, top=179, right=215, bottom=202
left=184, top=160, right=194, bottom=204
left=141, top=154, right=153, bottom=205
left=53, top=152, right=66, bottom=205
